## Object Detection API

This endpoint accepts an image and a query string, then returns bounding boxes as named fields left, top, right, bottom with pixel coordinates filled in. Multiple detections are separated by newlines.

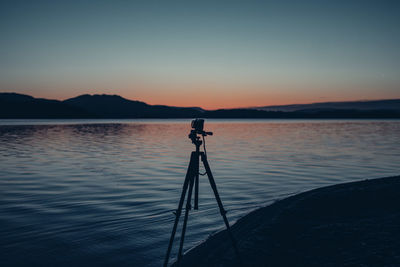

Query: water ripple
left=0, top=119, right=399, bottom=266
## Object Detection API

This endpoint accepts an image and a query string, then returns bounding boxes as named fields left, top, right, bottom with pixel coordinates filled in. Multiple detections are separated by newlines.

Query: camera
left=189, top=119, right=213, bottom=141
left=191, top=119, right=204, bottom=132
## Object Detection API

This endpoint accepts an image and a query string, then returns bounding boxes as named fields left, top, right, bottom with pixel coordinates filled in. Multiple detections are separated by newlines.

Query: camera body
left=189, top=119, right=213, bottom=144
left=191, top=119, right=205, bottom=132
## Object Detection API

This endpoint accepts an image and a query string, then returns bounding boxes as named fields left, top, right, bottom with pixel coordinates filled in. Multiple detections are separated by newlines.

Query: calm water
left=1, top=119, right=399, bottom=266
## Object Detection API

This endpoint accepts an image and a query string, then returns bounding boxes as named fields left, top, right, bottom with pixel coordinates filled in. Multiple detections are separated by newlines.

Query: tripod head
left=188, top=119, right=213, bottom=147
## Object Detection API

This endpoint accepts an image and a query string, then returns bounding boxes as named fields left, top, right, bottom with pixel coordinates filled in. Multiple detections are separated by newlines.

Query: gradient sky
left=1, top=0, right=399, bottom=109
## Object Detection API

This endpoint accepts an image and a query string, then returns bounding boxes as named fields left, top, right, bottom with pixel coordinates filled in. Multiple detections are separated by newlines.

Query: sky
left=0, top=0, right=399, bottom=109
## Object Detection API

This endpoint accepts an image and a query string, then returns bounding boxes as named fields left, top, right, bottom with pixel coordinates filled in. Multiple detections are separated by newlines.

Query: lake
left=0, top=119, right=399, bottom=266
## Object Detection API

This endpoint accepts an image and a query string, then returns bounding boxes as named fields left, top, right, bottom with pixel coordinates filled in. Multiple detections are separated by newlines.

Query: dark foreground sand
left=174, top=176, right=400, bottom=267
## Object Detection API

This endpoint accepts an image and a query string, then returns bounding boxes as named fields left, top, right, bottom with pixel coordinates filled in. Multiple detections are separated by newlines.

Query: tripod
left=164, top=125, right=242, bottom=267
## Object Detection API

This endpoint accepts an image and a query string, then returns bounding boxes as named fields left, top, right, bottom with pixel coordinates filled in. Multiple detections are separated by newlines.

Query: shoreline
left=174, top=176, right=400, bottom=266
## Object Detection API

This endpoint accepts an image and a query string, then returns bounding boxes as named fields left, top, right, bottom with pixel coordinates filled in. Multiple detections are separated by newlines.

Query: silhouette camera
left=189, top=119, right=213, bottom=141
left=191, top=119, right=205, bottom=132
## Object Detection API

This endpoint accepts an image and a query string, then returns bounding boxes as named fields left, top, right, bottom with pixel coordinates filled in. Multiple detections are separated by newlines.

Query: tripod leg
left=177, top=164, right=196, bottom=266
left=164, top=152, right=196, bottom=267
left=201, top=152, right=243, bottom=266
left=194, top=151, right=200, bottom=210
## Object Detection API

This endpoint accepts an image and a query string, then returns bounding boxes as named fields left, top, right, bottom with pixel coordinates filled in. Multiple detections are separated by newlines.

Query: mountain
left=252, top=99, right=400, bottom=112
left=0, top=93, right=202, bottom=118
left=63, top=94, right=201, bottom=118
left=203, top=108, right=400, bottom=119
left=0, top=93, right=92, bottom=118
left=1, top=92, right=399, bottom=119
left=63, top=94, right=150, bottom=118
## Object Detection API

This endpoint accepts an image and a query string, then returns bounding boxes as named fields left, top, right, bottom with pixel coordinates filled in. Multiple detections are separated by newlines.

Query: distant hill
left=203, top=108, right=400, bottom=119
left=0, top=93, right=202, bottom=118
left=63, top=94, right=202, bottom=118
left=1, top=92, right=399, bottom=119
left=0, top=93, right=92, bottom=118
left=252, top=99, right=400, bottom=112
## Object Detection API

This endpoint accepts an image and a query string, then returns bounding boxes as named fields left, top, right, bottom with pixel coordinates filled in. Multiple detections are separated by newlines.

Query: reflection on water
left=0, top=119, right=399, bottom=266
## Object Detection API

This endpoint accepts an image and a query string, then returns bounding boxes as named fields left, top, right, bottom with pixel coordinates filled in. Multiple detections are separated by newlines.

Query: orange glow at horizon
left=120, top=83, right=315, bottom=109
left=119, top=82, right=400, bottom=110
left=19, top=82, right=400, bottom=110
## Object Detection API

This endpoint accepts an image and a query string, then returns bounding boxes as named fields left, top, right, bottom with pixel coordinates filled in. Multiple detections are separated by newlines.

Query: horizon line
left=1, top=91, right=400, bottom=110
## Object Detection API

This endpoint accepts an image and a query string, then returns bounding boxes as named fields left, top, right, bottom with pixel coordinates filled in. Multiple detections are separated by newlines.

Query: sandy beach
left=174, top=176, right=400, bottom=267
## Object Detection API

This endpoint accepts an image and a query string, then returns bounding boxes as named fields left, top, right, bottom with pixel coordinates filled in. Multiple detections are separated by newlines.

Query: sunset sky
left=1, top=0, right=399, bottom=109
